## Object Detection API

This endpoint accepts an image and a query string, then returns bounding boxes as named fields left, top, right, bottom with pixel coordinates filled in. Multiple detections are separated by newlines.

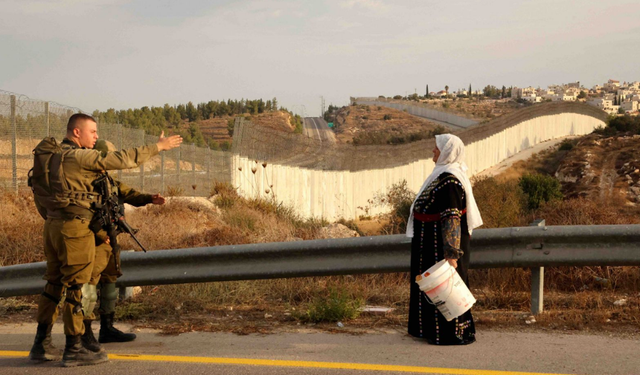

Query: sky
left=1, top=0, right=639, bottom=117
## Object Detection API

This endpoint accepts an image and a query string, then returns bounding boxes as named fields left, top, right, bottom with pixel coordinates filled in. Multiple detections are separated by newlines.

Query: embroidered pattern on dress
left=442, top=216, right=463, bottom=260
left=413, top=176, right=465, bottom=215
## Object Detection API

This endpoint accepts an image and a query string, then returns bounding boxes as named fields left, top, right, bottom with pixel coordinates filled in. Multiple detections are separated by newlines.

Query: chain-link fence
left=0, top=91, right=232, bottom=195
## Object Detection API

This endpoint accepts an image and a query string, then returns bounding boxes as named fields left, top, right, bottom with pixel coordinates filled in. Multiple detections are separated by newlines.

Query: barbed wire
left=0, top=90, right=232, bottom=195
left=0, top=89, right=85, bottom=114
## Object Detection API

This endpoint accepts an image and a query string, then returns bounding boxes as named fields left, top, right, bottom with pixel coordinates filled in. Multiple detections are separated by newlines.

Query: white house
left=588, top=98, right=616, bottom=114
left=621, top=101, right=639, bottom=113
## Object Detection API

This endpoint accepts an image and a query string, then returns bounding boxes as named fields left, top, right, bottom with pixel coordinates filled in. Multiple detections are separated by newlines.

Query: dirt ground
left=1, top=291, right=638, bottom=339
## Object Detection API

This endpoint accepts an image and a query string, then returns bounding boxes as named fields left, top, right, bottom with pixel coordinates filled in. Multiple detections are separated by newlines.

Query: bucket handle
left=421, top=267, right=456, bottom=306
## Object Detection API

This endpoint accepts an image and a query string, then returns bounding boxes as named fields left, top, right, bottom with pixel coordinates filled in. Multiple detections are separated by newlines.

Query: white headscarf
left=406, top=134, right=483, bottom=237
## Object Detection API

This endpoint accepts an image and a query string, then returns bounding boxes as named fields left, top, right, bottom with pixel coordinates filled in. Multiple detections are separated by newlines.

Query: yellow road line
left=0, top=350, right=573, bottom=375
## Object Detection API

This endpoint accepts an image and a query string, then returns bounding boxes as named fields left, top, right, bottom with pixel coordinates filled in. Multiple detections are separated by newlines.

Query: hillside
left=377, top=97, right=528, bottom=121
left=555, top=134, right=640, bottom=209
left=178, top=111, right=296, bottom=148
left=484, top=133, right=640, bottom=219
left=331, top=104, right=444, bottom=145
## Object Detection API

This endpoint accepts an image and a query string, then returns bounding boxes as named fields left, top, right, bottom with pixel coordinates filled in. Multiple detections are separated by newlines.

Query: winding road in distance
left=303, top=117, right=336, bottom=144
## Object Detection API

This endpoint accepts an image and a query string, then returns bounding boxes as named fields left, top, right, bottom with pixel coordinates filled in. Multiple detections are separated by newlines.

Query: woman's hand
left=446, top=258, right=458, bottom=268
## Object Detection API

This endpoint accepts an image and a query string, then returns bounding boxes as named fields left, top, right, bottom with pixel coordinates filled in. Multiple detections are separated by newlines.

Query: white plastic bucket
left=415, top=259, right=476, bottom=321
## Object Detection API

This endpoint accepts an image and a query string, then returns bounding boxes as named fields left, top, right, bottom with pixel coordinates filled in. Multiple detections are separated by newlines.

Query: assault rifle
left=91, top=174, right=147, bottom=272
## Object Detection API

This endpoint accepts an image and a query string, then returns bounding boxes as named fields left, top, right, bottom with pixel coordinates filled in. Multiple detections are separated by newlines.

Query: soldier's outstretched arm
left=115, top=179, right=153, bottom=207
left=77, top=133, right=182, bottom=171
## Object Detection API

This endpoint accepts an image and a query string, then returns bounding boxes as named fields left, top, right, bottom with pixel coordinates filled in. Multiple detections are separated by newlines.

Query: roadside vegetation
left=1, top=125, right=639, bottom=335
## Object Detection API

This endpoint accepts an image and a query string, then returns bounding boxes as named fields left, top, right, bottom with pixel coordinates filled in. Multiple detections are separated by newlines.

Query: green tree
left=185, top=102, right=199, bottom=122
left=519, top=173, right=563, bottom=210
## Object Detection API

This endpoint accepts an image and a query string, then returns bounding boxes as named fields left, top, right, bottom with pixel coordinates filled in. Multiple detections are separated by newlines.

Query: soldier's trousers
left=36, top=217, right=95, bottom=336
left=85, top=242, right=121, bottom=319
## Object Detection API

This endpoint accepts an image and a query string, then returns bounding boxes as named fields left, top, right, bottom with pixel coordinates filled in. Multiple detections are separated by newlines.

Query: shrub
left=472, top=176, right=526, bottom=228
left=375, top=180, right=415, bottom=234
left=519, top=173, right=563, bottom=210
left=210, top=181, right=238, bottom=208
left=608, top=114, right=640, bottom=134
left=166, top=185, right=184, bottom=197
left=383, top=114, right=392, bottom=121
left=558, top=139, right=574, bottom=151
left=393, top=95, right=402, bottom=100
left=301, top=287, right=363, bottom=323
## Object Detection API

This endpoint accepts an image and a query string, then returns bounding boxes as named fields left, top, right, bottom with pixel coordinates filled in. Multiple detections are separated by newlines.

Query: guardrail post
left=530, top=219, right=545, bottom=315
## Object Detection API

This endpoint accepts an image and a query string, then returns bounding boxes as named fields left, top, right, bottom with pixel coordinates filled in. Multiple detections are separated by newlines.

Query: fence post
left=177, top=147, right=181, bottom=186
left=207, top=147, right=211, bottom=193
left=10, top=95, right=17, bottom=194
left=139, top=130, right=145, bottom=191
left=117, top=124, right=123, bottom=181
left=44, top=102, right=50, bottom=137
left=530, top=219, right=545, bottom=315
left=161, top=151, right=165, bottom=195
left=192, top=143, right=196, bottom=197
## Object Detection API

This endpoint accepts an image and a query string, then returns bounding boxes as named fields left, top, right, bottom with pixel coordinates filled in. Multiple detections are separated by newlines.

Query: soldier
left=28, top=113, right=182, bottom=367
left=80, top=139, right=164, bottom=351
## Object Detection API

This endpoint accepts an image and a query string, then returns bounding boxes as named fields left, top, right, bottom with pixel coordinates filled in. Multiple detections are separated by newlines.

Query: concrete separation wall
left=231, top=102, right=607, bottom=220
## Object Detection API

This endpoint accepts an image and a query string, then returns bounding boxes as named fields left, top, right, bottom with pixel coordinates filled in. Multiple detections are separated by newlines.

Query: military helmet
left=93, top=139, right=117, bottom=156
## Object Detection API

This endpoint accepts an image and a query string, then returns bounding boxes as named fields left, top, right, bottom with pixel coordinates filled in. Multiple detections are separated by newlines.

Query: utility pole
left=320, top=96, right=325, bottom=118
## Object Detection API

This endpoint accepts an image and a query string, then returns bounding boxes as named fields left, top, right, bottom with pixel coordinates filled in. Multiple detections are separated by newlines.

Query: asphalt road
left=1, top=323, right=638, bottom=375
left=303, top=117, right=336, bottom=144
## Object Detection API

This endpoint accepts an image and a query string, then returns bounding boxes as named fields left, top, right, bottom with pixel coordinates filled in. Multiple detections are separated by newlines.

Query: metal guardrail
left=2, top=224, right=639, bottom=300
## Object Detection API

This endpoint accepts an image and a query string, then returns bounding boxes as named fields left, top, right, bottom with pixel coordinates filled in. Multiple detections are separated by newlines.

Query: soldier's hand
left=157, top=131, right=183, bottom=151
left=151, top=194, right=165, bottom=205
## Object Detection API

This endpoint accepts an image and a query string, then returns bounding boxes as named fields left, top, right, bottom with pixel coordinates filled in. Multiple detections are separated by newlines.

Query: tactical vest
left=28, top=137, right=99, bottom=218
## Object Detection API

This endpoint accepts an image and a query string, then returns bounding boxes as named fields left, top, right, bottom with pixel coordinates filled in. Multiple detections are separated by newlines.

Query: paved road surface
left=303, top=117, right=336, bottom=144
left=0, top=323, right=638, bottom=374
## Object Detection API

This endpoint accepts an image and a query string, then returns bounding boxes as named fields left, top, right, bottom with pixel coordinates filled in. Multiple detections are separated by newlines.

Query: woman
left=406, top=134, right=483, bottom=345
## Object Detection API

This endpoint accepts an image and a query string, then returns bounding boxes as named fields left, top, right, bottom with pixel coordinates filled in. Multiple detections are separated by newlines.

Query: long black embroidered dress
left=408, top=172, right=476, bottom=345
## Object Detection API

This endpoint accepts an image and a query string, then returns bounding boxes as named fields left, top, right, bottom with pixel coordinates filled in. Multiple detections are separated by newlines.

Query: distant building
left=604, top=79, right=621, bottom=91
left=566, top=81, right=581, bottom=89
left=588, top=98, right=617, bottom=114
left=621, top=101, right=639, bottom=113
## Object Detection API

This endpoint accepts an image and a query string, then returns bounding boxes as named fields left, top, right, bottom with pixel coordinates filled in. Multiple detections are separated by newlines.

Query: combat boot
left=81, top=320, right=105, bottom=353
left=61, top=335, right=108, bottom=367
left=99, top=312, right=136, bottom=343
left=29, top=323, right=63, bottom=361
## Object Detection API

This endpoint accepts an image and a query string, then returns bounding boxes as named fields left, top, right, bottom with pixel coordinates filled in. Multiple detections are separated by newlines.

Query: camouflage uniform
left=31, top=138, right=159, bottom=361
left=87, top=175, right=153, bottom=343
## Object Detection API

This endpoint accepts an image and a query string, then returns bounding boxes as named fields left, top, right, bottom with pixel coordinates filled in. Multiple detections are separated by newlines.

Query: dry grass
left=1, top=137, right=639, bottom=335
left=0, top=191, right=45, bottom=266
